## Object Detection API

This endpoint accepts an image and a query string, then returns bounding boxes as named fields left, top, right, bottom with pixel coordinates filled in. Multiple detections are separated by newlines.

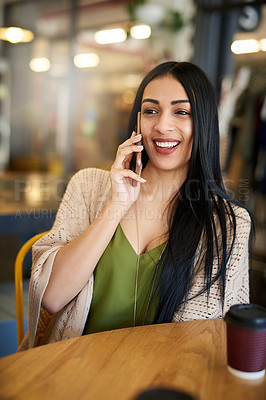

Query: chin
left=151, top=158, right=190, bottom=176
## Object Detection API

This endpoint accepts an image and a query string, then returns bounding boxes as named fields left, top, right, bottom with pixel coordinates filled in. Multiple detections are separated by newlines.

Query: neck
left=140, top=162, right=188, bottom=203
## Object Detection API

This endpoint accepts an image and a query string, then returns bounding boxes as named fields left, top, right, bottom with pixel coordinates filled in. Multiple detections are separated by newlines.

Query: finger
left=132, top=134, right=142, bottom=143
left=120, top=144, right=143, bottom=156
left=111, top=168, right=146, bottom=183
left=118, top=132, right=142, bottom=149
left=113, top=145, right=143, bottom=168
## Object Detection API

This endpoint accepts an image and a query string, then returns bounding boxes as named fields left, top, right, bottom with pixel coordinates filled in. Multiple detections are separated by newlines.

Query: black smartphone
left=130, top=112, right=142, bottom=186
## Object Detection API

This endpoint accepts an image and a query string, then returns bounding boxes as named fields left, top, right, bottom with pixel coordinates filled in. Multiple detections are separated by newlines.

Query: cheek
left=186, top=136, right=193, bottom=161
left=187, top=134, right=193, bottom=150
left=140, top=118, right=149, bottom=135
left=142, top=137, right=150, bottom=152
left=184, top=126, right=193, bottom=159
left=185, top=123, right=193, bottom=146
left=140, top=121, right=151, bottom=144
left=184, top=119, right=193, bottom=136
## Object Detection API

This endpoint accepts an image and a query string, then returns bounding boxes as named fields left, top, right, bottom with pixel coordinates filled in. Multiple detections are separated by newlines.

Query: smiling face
left=140, top=74, right=193, bottom=179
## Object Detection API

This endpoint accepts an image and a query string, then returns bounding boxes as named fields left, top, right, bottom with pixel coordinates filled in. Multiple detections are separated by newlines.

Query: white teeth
left=155, top=141, right=179, bottom=148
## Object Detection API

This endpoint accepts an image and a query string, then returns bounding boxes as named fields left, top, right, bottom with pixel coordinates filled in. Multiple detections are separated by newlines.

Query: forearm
left=42, top=200, right=125, bottom=313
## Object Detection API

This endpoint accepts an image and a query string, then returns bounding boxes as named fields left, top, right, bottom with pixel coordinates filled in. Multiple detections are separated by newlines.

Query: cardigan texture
left=19, top=168, right=251, bottom=350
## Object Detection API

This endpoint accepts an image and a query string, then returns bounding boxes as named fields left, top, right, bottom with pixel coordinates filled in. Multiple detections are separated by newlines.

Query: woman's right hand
left=110, top=131, right=146, bottom=211
left=43, top=133, right=145, bottom=314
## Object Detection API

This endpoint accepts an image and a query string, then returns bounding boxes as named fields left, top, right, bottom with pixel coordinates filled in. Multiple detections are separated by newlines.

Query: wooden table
left=0, top=319, right=265, bottom=400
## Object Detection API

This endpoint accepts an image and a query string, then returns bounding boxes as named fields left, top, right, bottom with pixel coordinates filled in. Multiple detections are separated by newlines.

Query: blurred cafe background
left=0, top=0, right=266, bottom=356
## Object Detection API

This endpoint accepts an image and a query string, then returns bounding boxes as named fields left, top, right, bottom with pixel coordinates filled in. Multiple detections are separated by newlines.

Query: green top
left=83, top=224, right=166, bottom=334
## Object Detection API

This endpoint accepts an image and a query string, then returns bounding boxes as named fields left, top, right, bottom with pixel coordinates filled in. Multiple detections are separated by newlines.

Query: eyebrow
left=142, top=98, right=190, bottom=105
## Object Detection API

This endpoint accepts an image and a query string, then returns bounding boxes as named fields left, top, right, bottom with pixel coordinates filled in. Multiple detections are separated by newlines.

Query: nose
left=154, top=112, right=175, bottom=134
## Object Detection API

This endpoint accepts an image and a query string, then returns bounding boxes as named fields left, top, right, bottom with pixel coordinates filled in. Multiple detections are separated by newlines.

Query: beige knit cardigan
left=19, top=168, right=251, bottom=350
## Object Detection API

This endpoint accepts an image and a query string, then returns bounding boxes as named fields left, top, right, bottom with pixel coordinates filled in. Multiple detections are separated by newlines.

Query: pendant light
left=0, top=26, right=34, bottom=43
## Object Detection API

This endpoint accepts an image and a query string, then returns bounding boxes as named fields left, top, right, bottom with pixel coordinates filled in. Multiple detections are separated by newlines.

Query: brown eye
left=175, top=110, right=191, bottom=116
left=143, top=109, right=157, bottom=115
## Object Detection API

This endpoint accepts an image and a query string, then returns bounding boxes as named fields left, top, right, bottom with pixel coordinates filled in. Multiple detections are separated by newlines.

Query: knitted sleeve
left=223, top=206, right=251, bottom=309
left=19, top=168, right=111, bottom=350
left=173, top=205, right=251, bottom=321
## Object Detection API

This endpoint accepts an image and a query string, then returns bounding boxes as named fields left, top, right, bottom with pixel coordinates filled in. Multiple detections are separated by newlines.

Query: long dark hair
left=128, top=61, right=254, bottom=323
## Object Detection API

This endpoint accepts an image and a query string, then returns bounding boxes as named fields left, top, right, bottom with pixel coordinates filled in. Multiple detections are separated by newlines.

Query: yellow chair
left=14, top=231, right=48, bottom=347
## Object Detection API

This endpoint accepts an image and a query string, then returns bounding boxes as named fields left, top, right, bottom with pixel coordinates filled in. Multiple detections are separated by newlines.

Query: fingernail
left=134, top=134, right=141, bottom=139
left=140, top=178, right=146, bottom=182
left=137, top=145, right=143, bottom=149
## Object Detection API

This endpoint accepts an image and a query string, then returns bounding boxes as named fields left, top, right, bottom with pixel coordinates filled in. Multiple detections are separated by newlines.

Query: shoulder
left=226, top=203, right=252, bottom=242
left=213, top=199, right=251, bottom=226
left=230, top=203, right=251, bottom=221
left=67, top=168, right=110, bottom=194
left=70, top=167, right=110, bottom=185
left=212, top=200, right=252, bottom=243
left=230, top=203, right=251, bottom=229
left=72, top=168, right=111, bottom=211
left=60, top=168, right=111, bottom=210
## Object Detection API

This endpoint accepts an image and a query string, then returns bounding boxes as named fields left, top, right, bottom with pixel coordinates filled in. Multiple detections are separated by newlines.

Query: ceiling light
left=259, top=38, right=266, bottom=51
left=130, top=24, right=151, bottom=40
left=29, top=57, right=50, bottom=72
left=5, top=27, right=23, bottom=43
left=0, top=27, right=34, bottom=43
left=74, top=53, right=99, bottom=68
left=94, top=28, right=127, bottom=44
left=231, top=39, right=260, bottom=54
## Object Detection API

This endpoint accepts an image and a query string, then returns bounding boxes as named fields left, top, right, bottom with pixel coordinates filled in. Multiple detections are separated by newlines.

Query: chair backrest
left=14, top=231, right=48, bottom=347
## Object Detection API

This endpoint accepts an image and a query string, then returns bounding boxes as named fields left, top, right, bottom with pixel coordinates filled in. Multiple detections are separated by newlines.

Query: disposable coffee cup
left=224, top=304, right=266, bottom=380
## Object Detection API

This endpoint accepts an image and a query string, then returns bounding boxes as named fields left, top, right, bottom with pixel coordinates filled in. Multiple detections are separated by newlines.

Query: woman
left=20, top=61, right=253, bottom=350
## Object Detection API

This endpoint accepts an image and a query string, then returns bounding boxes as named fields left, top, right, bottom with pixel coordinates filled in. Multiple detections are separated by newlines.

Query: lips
left=153, top=138, right=180, bottom=155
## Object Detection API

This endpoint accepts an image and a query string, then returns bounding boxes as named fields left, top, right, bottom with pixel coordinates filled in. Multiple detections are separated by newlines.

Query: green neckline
left=118, top=223, right=167, bottom=258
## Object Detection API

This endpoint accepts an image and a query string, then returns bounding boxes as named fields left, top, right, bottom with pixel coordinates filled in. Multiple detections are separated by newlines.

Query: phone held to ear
left=130, top=112, right=142, bottom=187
